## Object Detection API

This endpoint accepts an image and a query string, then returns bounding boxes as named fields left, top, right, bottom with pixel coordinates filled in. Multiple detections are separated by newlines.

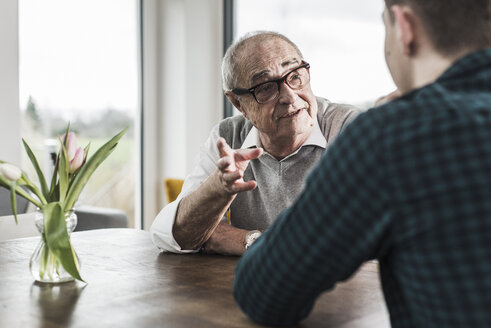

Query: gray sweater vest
left=218, top=97, right=359, bottom=230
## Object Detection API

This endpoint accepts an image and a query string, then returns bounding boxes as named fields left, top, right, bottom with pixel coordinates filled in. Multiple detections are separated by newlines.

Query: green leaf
left=19, top=173, right=47, bottom=205
left=10, top=181, right=18, bottom=224
left=40, top=235, right=48, bottom=280
left=43, top=202, right=84, bottom=282
left=0, top=175, right=10, bottom=189
left=64, top=123, right=71, bottom=143
left=63, top=127, right=127, bottom=211
left=51, top=184, right=60, bottom=203
left=0, top=175, right=43, bottom=208
left=22, top=139, right=49, bottom=199
left=49, top=153, right=59, bottom=201
left=50, top=124, right=71, bottom=203
left=84, top=142, right=91, bottom=160
left=59, top=143, right=69, bottom=204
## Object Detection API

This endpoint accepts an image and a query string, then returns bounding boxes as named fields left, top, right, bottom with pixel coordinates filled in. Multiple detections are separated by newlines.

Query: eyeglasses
left=231, top=62, right=311, bottom=104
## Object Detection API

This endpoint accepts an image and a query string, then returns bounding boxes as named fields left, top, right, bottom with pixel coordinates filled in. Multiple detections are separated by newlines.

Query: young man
left=234, top=1, right=491, bottom=327
left=150, top=32, right=359, bottom=255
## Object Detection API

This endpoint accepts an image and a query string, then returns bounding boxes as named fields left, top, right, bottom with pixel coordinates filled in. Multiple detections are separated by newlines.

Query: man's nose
left=277, top=81, right=297, bottom=105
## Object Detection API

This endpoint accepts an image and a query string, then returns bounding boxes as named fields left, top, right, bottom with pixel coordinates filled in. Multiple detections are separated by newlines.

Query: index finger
left=217, top=137, right=233, bottom=158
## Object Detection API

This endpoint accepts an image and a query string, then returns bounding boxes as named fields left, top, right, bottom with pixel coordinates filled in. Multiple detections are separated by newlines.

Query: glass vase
left=29, top=209, right=80, bottom=283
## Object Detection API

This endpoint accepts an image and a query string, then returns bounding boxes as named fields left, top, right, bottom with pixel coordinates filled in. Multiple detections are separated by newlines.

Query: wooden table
left=0, top=229, right=390, bottom=327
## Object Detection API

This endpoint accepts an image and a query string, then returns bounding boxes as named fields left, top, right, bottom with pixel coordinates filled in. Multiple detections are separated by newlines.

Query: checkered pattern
left=234, top=48, right=491, bottom=327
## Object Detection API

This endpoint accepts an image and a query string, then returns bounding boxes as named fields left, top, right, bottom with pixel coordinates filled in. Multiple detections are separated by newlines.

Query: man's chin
left=278, top=116, right=314, bottom=138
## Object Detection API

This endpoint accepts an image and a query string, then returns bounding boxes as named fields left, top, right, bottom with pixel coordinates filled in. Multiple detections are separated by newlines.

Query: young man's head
left=383, top=0, right=490, bottom=93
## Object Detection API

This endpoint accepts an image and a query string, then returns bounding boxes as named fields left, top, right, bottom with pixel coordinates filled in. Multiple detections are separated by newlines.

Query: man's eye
left=290, top=73, right=301, bottom=80
left=257, top=83, right=275, bottom=94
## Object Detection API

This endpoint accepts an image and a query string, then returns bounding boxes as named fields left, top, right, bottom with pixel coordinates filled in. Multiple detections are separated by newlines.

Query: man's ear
left=391, top=5, right=417, bottom=55
left=225, top=91, right=248, bottom=118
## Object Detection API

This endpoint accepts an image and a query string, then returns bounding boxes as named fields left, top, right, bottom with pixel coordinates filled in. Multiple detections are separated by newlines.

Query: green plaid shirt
left=234, top=48, right=491, bottom=328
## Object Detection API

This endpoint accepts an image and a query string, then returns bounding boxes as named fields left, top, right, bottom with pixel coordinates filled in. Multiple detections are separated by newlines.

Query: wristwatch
left=244, top=230, right=262, bottom=250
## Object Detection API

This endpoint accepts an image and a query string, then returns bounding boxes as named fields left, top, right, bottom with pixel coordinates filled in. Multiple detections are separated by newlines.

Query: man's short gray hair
left=221, top=31, right=303, bottom=91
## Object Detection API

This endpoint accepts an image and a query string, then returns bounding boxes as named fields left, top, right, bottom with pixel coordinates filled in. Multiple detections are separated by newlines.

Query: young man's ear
left=225, top=91, right=247, bottom=118
left=391, top=5, right=417, bottom=56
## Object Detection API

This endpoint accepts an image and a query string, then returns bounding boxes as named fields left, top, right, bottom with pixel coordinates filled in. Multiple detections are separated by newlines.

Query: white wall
left=142, top=0, right=223, bottom=229
left=0, top=0, right=21, bottom=166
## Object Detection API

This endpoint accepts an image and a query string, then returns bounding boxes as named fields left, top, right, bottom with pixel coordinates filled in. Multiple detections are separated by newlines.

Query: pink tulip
left=0, top=163, right=22, bottom=181
left=62, top=132, right=77, bottom=161
left=69, top=147, right=85, bottom=173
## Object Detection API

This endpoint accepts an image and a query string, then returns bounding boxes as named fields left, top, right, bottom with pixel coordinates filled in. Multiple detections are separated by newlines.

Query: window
left=236, top=0, right=395, bottom=108
left=19, top=0, right=139, bottom=226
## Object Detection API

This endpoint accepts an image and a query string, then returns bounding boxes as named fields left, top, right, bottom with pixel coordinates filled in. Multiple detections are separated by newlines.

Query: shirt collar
left=437, top=48, right=491, bottom=83
left=240, top=118, right=327, bottom=150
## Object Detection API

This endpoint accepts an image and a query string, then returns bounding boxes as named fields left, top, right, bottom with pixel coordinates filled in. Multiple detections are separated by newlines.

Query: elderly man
left=150, top=31, right=359, bottom=255
left=234, top=0, right=491, bottom=327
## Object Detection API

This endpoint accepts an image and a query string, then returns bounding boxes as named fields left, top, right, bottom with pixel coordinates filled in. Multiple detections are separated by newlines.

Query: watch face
left=245, top=231, right=262, bottom=249
left=249, top=232, right=261, bottom=241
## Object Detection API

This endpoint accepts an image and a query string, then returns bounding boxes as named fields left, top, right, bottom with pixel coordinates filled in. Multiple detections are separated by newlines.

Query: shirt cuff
left=150, top=199, right=200, bottom=254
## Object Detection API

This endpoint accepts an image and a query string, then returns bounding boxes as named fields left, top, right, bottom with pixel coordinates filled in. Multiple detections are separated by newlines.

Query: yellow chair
left=164, top=178, right=184, bottom=203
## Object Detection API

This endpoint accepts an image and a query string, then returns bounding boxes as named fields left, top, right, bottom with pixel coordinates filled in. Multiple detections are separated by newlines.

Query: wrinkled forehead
left=237, top=38, right=302, bottom=87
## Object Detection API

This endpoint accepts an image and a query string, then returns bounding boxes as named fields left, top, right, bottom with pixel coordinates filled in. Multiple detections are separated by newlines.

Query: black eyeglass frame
left=231, top=62, right=311, bottom=104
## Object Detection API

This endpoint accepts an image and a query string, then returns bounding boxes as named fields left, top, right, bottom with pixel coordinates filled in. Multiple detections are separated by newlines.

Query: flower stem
left=20, top=175, right=48, bottom=205
left=14, top=185, right=43, bottom=208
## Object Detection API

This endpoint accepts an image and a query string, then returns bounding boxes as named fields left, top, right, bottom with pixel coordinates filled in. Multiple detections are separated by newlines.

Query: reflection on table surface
left=0, top=228, right=389, bottom=328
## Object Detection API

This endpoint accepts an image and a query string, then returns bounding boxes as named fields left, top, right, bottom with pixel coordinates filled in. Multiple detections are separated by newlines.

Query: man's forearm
left=202, top=221, right=249, bottom=256
left=173, top=170, right=235, bottom=250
